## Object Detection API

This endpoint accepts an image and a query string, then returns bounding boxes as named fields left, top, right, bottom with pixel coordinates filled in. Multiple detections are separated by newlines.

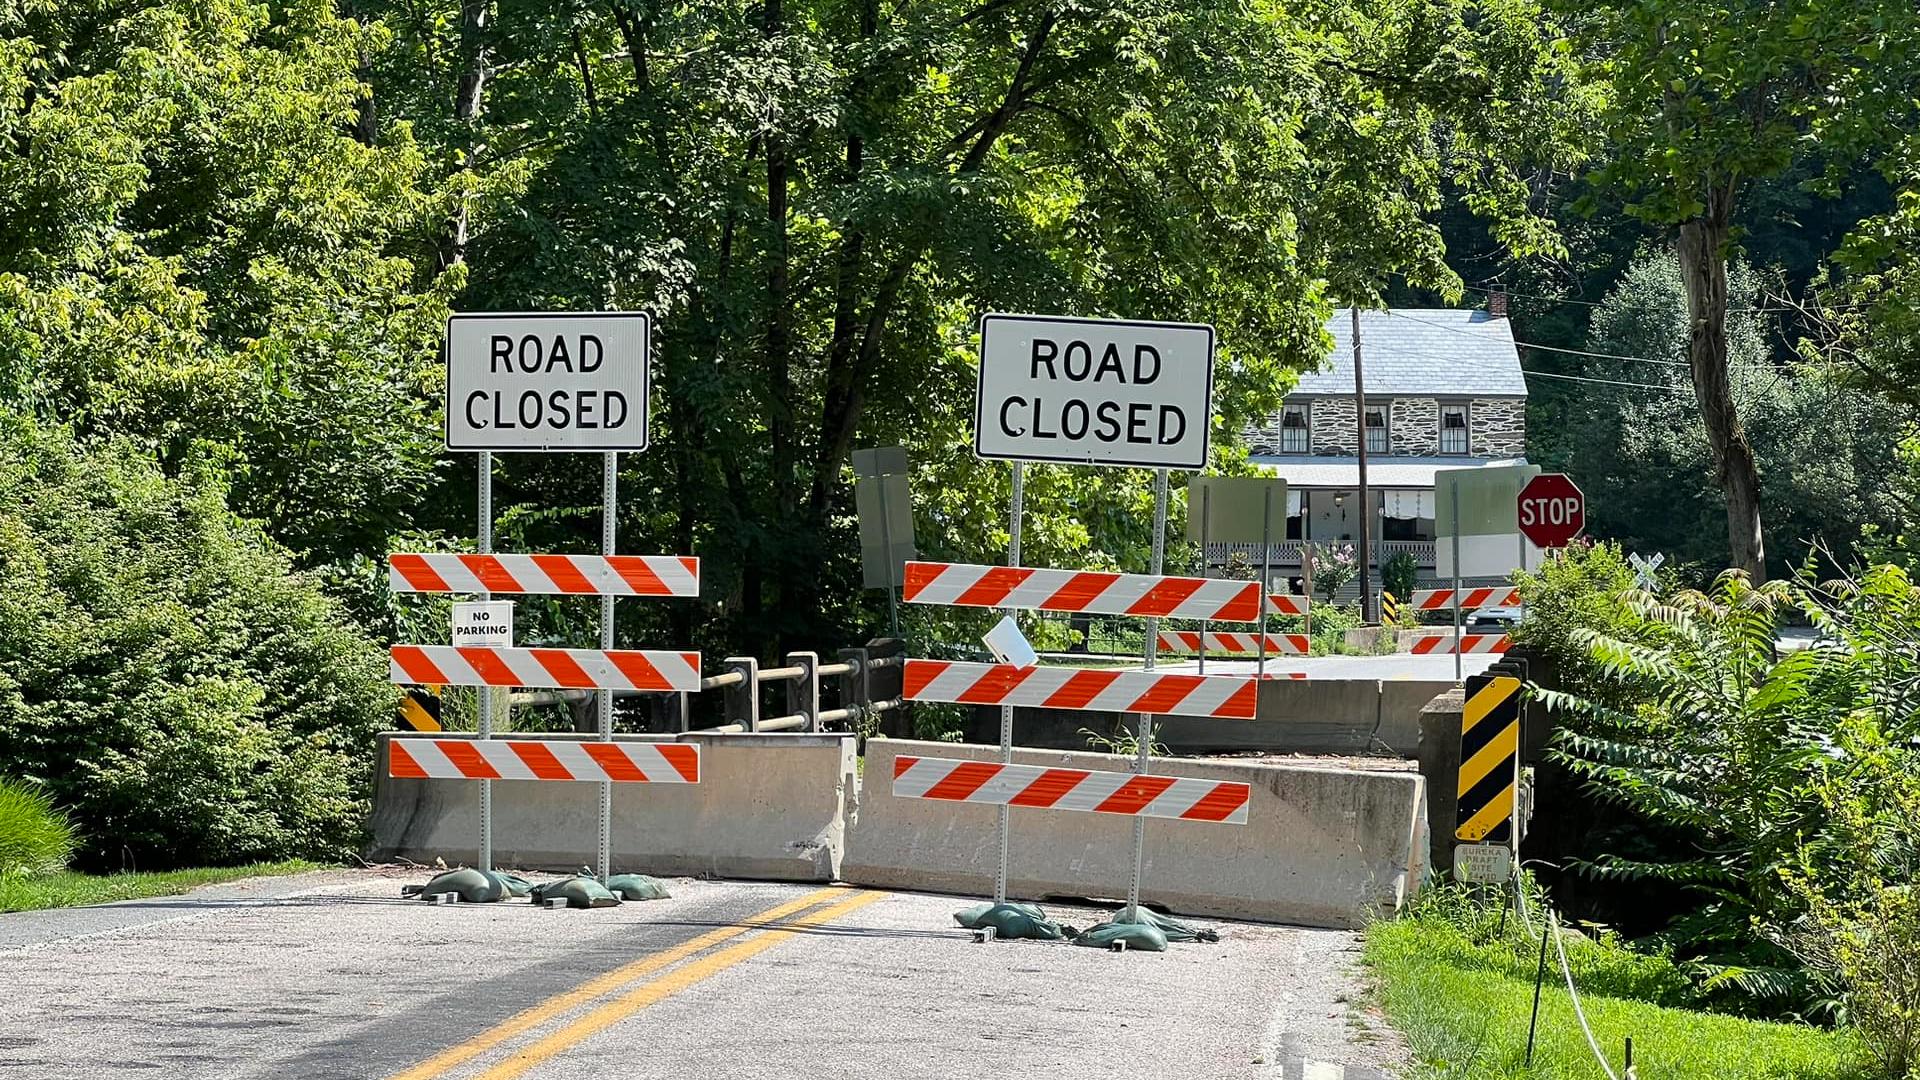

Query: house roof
left=1248, top=455, right=1530, bottom=489
left=1290, top=309, right=1526, bottom=398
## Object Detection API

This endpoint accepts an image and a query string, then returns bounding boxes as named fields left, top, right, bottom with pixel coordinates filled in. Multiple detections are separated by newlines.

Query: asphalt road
left=0, top=869, right=1406, bottom=1080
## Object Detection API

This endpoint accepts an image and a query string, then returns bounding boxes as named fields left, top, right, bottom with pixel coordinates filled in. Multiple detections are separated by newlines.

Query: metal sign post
left=1197, top=483, right=1211, bottom=675
left=476, top=450, right=495, bottom=871
left=1452, top=483, right=1463, bottom=683
left=994, top=461, right=1025, bottom=906
left=1258, top=487, right=1273, bottom=682
left=596, top=451, right=617, bottom=881
left=1126, top=467, right=1170, bottom=923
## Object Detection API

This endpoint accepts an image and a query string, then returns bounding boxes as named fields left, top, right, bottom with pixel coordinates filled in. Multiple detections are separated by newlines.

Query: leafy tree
left=354, top=0, right=1596, bottom=655
left=0, top=415, right=393, bottom=868
left=0, top=0, right=456, bottom=564
left=1537, top=249, right=1906, bottom=580
left=1556, top=0, right=1920, bottom=579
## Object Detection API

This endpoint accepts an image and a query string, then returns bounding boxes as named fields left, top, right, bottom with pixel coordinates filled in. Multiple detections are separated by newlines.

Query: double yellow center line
left=390, top=885, right=887, bottom=1080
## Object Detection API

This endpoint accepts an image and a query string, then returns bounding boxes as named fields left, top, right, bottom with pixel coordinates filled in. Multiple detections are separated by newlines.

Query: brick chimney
left=1487, top=284, right=1509, bottom=318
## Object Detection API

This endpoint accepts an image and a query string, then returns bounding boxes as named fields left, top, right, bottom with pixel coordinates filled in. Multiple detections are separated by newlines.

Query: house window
left=1280, top=406, right=1309, bottom=453
left=1364, top=405, right=1389, bottom=453
left=1440, top=404, right=1469, bottom=454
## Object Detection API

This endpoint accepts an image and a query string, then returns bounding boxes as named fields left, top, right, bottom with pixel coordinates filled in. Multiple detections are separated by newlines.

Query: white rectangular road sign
left=446, top=312, right=651, bottom=451
left=1452, top=842, right=1513, bottom=883
left=974, top=313, right=1215, bottom=469
left=451, top=601, right=513, bottom=648
left=1435, top=464, right=1544, bottom=579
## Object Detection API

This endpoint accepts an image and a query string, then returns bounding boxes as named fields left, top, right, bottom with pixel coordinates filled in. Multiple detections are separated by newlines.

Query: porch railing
left=1205, top=539, right=1437, bottom=568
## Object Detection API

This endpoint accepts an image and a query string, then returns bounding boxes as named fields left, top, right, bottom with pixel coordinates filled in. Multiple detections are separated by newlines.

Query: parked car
left=1468, top=605, right=1524, bottom=629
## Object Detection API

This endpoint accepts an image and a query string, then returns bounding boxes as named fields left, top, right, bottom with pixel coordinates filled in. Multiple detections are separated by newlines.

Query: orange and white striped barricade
left=389, top=645, right=702, bottom=692
left=902, top=561, right=1262, bottom=622
left=1408, top=586, right=1521, bottom=612
left=388, top=553, right=699, bottom=597
left=904, top=660, right=1259, bottom=720
left=1408, top=630, right=1511, bottom=655
left=1155, top=630, right=1309, bottom=658
left=388, top=739, right=700, bottom=784
left=891, top=756, right=1249, bottom=824
left=1266, top=593, right=1311, bottom=617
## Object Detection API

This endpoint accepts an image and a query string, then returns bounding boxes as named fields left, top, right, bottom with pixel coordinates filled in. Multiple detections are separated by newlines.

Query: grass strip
left=0, top=860, right=324, bottom=913
left=1365, top=914, right=1865, bottom=1079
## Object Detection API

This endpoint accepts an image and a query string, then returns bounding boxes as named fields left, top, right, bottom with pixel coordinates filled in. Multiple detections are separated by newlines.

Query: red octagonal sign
left=1517, top=473, right=1586, bottom=548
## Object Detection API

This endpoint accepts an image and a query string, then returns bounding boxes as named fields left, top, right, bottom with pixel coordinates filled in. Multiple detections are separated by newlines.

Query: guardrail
left=691, top=641, right=905, bottom=734
left=503, top=638, right=905, bottom=734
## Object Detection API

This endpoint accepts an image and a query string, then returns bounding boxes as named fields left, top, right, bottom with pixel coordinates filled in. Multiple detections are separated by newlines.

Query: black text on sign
left=445, top=312, right=651, bottom=452
left=973, top=314, right=1215, bottom=470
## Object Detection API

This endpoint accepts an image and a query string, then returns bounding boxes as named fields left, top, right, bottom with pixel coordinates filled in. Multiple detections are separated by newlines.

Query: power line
left=1522, top=368, right=1688, bottom=393
left=1379, top=307, right=1761, bottom=370
left=1519, top=341, right=1690, bottom=367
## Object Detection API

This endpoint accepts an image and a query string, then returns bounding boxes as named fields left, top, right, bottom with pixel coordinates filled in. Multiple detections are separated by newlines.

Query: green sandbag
left=952, top=901, right=1066, bottom=940
left=604, top=874, right=672, bottom=901
left=408, top=867, right=510, bottom=903
left=495, top=872, right=534, bottom=898
left=528, top=875, right=622, bottom=909
left=1129, top=908, right=1219, bottom=943
left=1073, top=919, right=1169, bottom=952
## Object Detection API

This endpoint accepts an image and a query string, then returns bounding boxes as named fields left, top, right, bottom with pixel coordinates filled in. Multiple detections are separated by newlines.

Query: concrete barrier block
left=842, top=739, right=1427, bottom=929
left=964, top=678, right=1442, bottom=757
left=368, top=732, right=855, bottom=881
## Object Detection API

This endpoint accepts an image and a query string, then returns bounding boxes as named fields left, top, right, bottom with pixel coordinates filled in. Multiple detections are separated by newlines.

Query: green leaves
left=0, top=415, right=393, bottom=867
left=1528, top=545, right=1920, bottom=1014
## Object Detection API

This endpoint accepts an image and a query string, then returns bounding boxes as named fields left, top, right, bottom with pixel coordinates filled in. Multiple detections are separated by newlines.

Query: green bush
left=1381, top=551, right=1418, bottom=607
left=0, top=776, right=75, bottom=876
left=0, top=416, right=394, bottom=869
left=1536, top=561, right=1920, bottom=1035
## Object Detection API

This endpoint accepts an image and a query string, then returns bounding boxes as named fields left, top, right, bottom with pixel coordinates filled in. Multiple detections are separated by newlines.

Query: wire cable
left=1550, top=907, right=1622, bottom=1080
left=1521, top=369, right=1689, bottom=393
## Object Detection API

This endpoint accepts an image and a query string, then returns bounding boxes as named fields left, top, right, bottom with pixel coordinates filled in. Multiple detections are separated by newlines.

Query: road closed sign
left=973, top=313, right=1215, bottom=469
left=446, top=312, right=650, bottom=452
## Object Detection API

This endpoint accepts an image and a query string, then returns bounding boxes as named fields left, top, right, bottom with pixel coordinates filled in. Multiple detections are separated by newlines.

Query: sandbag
left=604, top=874, right=672, bottom=901
left=1130, top=908, right=1219, bottom=943
left=1072, top=919, right=1169, bottom=952
left=952, top=901, right=1066, bottom=941
left=528, top=876, right=622, bottom=909
left=406, top=867, right=509, bottom=903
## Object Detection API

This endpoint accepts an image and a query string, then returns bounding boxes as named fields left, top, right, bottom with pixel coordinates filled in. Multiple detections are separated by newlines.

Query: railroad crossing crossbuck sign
left=1515, top=472, right=1585, bottom=548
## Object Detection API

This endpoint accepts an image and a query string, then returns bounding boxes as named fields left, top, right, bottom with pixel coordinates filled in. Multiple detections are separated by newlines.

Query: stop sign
left=1516, top=473, right=1586, bottom=548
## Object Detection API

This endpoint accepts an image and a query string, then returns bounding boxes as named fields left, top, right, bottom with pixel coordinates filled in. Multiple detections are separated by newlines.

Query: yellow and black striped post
left=1455, top=674, right=1522, bottom=845
left=399, top=687, right=443, bottom=732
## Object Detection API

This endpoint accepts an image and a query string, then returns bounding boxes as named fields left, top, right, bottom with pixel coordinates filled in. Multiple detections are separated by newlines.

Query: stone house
left=1234, top=306, right=1528, bottom=592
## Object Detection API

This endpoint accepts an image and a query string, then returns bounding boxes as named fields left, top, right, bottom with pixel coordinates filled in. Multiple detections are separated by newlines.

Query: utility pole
left=1352, top=307, right=1374, bottom=624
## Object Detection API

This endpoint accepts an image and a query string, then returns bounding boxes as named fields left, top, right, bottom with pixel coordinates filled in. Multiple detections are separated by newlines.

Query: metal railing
left=500, top=638, right=905, bottom=735
left=689, top=641, right=905, bottom=734
left=1378, top=539, right=1437, bottom=565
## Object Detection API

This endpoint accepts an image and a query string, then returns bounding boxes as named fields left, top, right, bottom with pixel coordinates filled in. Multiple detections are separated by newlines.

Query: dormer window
left=1440, top=404, right=1469, bottom=454
left=1280, top=406, right=1309, bottom=453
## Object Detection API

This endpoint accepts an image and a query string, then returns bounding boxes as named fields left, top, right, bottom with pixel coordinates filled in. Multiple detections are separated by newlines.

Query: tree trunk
left=1676, top=185, right=1766, bottom=580
left=805, top=8, right=1059, bottom=518
left=764, top=0, right=795, bottom=520
left=440, top=0, right=492, bottom=271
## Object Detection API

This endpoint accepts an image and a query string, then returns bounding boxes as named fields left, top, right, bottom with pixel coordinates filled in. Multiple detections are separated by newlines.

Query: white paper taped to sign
left=973, top=313, right=1215, bottom=470
left=445, top=312, right=650, bottom=451
left=451, top=601, right=514, bottom=648
left=982, top=614, right=1039, bottom=669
